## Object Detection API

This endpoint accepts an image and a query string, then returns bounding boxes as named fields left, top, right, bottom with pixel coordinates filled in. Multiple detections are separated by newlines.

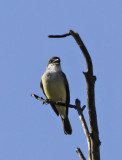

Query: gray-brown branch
left=76, top=148, right=86, bottom=160
left=48, top=30, right=101, bottom=160
left=69, top=30, right=101, bottom=160
left=31, top=94, right=86, bottom=111
left=75, top=99, right=91, bottom=160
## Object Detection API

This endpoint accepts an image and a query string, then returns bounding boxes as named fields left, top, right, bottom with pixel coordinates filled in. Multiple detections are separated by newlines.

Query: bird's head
left=47, top=57, right=61, bottom=71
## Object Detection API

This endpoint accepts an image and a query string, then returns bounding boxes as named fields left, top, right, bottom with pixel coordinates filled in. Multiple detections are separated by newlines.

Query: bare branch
left=76, top=148, right=86, bottom=160
left=31, top=94, right=86, bottom=111
left=75, top=99, right=92, bottom=160
left=69, top=30, right=100, bottom=160
left=48, top=33, right=71, bottom=38
left=48, top=30, right=101, bottom=160
left=31, top=94, right=47, bottom=103
left=75, top=99, right=89, bottom=141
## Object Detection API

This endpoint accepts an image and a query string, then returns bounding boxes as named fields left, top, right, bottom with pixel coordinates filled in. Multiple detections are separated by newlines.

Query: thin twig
left=75, top=99, right=92, bottom=160
left=48, top=33, right=71, bottom=38
left=76, top=148, right=86, bottom=160
left=75, top=99, right=90, bottom=142
left=31, top=94, right=86, bottom=112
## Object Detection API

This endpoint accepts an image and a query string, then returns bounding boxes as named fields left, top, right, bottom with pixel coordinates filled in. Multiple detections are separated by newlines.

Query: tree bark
left=69, top=30, right=101, bottom=160
left=49, top=30, right=101, bottom=159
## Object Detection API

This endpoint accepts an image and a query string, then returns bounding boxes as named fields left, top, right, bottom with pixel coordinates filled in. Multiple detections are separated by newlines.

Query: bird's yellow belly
left=42, top=73, right=67, bottom=118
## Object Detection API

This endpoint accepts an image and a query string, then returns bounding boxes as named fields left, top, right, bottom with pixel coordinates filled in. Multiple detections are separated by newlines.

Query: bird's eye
left=49, top=60, right=53, bottom=63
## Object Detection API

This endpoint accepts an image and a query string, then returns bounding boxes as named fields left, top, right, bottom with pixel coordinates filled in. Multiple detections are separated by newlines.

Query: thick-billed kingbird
left=41, top=57, right=72, bottom=135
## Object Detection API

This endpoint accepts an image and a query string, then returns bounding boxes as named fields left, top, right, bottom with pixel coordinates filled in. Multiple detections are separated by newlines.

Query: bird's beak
left=53, top=59, right=60, bottom=64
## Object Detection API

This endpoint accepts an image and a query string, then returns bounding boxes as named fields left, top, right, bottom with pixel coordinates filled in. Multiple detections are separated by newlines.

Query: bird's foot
left=43, top=99, right=50, bottom=104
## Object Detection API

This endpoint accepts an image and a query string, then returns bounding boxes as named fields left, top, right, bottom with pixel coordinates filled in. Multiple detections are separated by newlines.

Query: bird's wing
left=40, top=79, right=59, bottom=116
left=61, top=72, right=70, bottom=116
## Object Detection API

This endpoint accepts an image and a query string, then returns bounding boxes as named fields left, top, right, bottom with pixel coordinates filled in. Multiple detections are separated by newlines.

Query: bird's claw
left=43, top=99, right=50, bottom=104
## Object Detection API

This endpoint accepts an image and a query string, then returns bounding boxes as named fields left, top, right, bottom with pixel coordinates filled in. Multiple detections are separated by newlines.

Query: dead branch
left=69, top=30, right=100, bottom=160
left=76, top=148, right=86, bottom=160
left=48, top=33, right=70, bottom=38
left=31, top=94, right=86, bottom=111
left=48, top=30, right=101, bottom=160
left=75, top=99, right=91, bottom=160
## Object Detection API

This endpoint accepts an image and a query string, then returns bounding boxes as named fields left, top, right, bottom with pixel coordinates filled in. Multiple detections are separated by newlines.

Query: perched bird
left=41, top=57, right=72, bottom=135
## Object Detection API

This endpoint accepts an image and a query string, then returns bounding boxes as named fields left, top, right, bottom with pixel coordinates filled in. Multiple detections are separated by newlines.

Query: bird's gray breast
left=43, top=71, right=63, bottom=85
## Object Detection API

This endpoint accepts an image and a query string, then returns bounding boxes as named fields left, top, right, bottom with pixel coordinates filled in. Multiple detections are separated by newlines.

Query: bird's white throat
left=46, top=64, right=62, bottom=72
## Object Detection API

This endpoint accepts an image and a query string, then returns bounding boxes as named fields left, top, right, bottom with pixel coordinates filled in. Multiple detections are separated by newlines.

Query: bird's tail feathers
left=61, top=116, right=72, bottom=135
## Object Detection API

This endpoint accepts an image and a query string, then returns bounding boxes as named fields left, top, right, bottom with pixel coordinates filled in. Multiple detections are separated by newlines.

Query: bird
left=40, top=57, right=72, bottom=135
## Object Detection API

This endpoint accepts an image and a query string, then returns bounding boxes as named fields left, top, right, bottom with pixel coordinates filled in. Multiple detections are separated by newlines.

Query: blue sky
left=0, top=0, right=122, bottom=159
